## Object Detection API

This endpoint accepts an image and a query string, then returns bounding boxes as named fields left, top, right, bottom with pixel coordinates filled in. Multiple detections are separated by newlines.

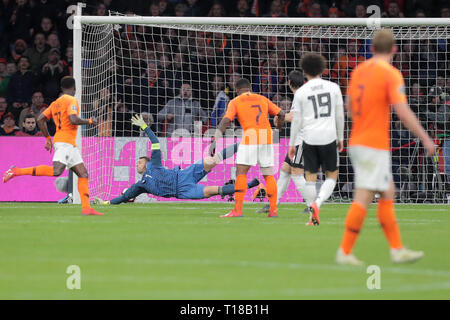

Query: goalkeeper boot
left=3, top=165, right=18, bottom=183
left=336, top=248, right=364, bottom=266
left=220, top=210, right=242, bottom=218
left=81, top=208, right=104, bottom=216
left=247, top=178, right=260, bottom=189
left=93, top=197, right=108, bottom=205
left=256, top=204, right=270, bottom=213
left=390, top=248, right=424, bottom=264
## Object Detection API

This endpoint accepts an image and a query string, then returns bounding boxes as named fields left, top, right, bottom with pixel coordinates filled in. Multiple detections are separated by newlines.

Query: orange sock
left=16, top=165, right=54, bottom=176
left=264, top=175, right=277, bottom=213
left=340, top=202, right=367, bottom=254
left=78, top=177, right=91, bottom=211
left=234, top=175, right=247, bottom=213
left=377, top=199, right=402, bottom=249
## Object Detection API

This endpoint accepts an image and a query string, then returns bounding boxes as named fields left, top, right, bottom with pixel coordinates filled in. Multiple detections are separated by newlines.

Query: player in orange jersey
left=212, top=78, right=285, bottom=217
left=336, top=29, right=436, bottom=265
left=3, top=76, right=103, bottom=216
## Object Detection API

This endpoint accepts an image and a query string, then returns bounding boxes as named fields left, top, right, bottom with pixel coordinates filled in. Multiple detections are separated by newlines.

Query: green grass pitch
left=0, top=202, right=449, bottom=300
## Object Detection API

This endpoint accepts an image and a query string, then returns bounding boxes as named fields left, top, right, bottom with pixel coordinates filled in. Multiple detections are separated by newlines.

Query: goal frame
left=72, top=14, right=449, bottom=204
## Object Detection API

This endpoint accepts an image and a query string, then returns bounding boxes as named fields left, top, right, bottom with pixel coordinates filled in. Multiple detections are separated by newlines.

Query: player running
left=3, top=76, right=103, bottom=216
left=94, top=114, right=260, bottom=204
left=289, top=53, right=345, bottom=226
left=212, top=78, right=285, bottom=218
left=257, top=70, right=308, bottom=214
left=336, top=29, right=436, bottom=265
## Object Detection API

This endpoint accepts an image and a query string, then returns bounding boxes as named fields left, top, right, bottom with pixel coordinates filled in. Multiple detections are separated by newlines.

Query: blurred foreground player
left=3, top=76, right=103, bottom=216
left=94, top=114, right=259, bottom=204
left=337, top=29, right=436, bottom=265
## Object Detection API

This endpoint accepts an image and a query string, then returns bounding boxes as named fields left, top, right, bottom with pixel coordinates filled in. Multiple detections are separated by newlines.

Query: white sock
left=316, top=178, right=336, bottom=208
left=302, top=181, right=317, bottom=207
left=277, top=170, right=291, bottom=204
left=292, top=174, right=307, bottom=199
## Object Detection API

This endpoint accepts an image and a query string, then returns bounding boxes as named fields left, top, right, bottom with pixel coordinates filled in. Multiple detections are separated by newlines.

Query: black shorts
left=303, top=141, right=338, bottom=173
left=284, top=144, right=304, bottom=169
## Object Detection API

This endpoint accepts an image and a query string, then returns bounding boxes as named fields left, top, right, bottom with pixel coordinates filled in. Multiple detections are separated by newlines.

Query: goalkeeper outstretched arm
left=132, top=114, right=162, bottom=167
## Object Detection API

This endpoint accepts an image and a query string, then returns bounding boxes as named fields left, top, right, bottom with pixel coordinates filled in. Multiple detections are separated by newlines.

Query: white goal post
left=73, top=14, right=450, bottom=204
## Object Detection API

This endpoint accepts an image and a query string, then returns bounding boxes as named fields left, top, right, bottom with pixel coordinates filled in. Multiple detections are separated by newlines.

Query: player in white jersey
left=289, top=53, right=345, bottom=226
left=257, top=70, right=309, bottom=214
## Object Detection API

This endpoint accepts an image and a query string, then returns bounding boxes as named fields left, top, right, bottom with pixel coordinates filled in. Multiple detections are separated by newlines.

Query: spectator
left=440, top=6, right=450, bottom=17
left=225, top=72, right=241, bottom=99
left=159, top=0, right=175, bottom=16
left=0, top=96, right=8, bottom=121
left=40, top=47, right=69, bottom=103
left=23, top=33, right=49, bottom=73
left=15, top=113, right=43, bottom=136
left=63, top=46, right=73, bottom=75
left=446, top=78, right=450, bottom=95
left=252, top=58, right=280, bottom=99
left=332, top=39, right=365, bottom=93
left=265, top=0, right=287, bottom=17
left=37, top=16, right=55, bottom=38
left=382, top=0, right=404, bottom=17
left=355, top=4, right=366, bottom=17
left=391, top=119, right=415, bottom=191
left=46, top=33, right=61, bottom=51
left=7, top=0, right=33, bottom=43
left=0, top=112, right=19, bottom=136
left=208, top=1, right=226, bottom=17
left=233, top=0, right=252, bottom=17
left=415, top=8, right=426, bottom=17
left=0, top=59, right=12, bottom=96
left=157, top=83, right=208, bottom=136
left=186, top=0, right=203, bottom=16
left=10, top=38, right=27, bottom=63
left=7, top=56, right=37, bottom=105
left=31, top=0, right=58, bottom=29
left=210, top=74, right=230, bottom=127
left=174, top=2, right=188, bottom=16
left=149, top=1, right=160, bottom=16
left=17, top=90, right=47, bottom=129
left=95, top=2, right=107, bottom=16
left=308, top=1, right=323, bottom=17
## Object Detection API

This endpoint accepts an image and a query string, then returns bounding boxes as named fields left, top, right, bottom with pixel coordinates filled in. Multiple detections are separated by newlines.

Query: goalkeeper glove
left=131, top=114, right=148, bottom=130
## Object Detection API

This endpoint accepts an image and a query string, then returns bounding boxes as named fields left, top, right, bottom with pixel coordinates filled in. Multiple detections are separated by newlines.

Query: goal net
left=76, top=16, right=450, bottom=204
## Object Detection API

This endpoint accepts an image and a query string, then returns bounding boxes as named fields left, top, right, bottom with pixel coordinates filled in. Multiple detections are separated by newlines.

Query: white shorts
left=236, top=144, right=274, bottom=167
left=349, top=145, right=392, bottom=192
left=53, top=142, right=84, bottom=169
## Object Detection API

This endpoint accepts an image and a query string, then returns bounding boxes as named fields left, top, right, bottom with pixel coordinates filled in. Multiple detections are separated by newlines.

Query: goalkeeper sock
left=234, top=175, right=247, bottom=213
left=340, top=202, right=367, bottom=254
left=216, top=143, right=239, bottom=162
left=78, top=177, right=91, bottom=211
left=277, top=170, right=290, bottom=203
left=17, top=165, right=54, bottom=176
left=264, top=175, right=277, bottom=213
left=377, top=199, right=403, bottom=249
left=316, top=178, right=336, bottom=208
left=219, top=178, right=259, bottom=196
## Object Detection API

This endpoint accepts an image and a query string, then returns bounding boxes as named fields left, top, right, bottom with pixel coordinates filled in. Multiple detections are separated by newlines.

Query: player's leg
left=257, top=161, right=291, bottom=213
left=378, top=179, right=424, bottom=263
left=203, top=143, right=239, bottom=172
left=70, top=163, right=102, bottom=215
left=221, top=143, right=254, bottom=217
left=203, top=178, right=260, bottom=198
left=337, top=187, right=374, bottom=265
left=290, top=144, right=307, bottom=205
left=314, top=141, right=339, bottom=209
left=258, top=144, right=277, bottom=217
left=3, top=143, right=69, bottom=182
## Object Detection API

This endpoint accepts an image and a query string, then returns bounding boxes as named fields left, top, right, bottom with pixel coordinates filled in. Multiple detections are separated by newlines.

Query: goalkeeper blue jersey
left=140, top=162, right=179, bottom=198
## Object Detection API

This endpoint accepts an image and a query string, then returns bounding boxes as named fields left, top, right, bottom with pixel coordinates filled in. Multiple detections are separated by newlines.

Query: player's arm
left=107, top=183, right=146, bottom=205
left=275, top=110, right=285, bottom=130
left=131, top=114, right=162, bottom=167
left=335, top=87, right=345, bottom=152
left=210, top=101, right=235, bottom=155
left=37, top=106, right=53, bottom=152
left=288, top=108, right=302, bottom=160
left=68, top=114, right=96, bottom=126
left=392, top=102, right=435, bottom=156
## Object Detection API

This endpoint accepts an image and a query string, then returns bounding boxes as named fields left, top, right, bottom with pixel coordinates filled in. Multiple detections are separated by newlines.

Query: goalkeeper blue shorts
left=177, top=160, right=209, bottom=199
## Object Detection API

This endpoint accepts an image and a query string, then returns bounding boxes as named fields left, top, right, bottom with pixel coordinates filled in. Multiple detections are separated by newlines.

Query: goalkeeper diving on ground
left=94, top=114, right=259, bottom=205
